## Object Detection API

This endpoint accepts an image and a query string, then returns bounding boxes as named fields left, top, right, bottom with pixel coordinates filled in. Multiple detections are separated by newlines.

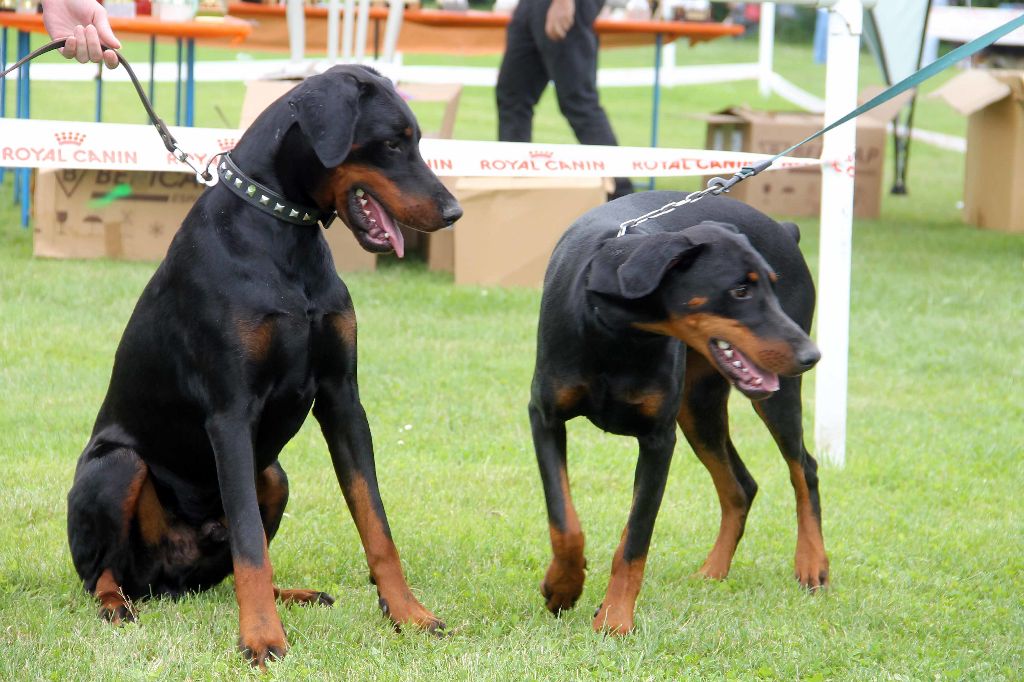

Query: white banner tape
left=0, top=119, right=822, bottom=178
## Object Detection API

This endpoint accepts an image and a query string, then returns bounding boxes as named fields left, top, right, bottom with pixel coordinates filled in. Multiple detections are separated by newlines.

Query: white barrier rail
left=0, top=118, right=820, bottom=178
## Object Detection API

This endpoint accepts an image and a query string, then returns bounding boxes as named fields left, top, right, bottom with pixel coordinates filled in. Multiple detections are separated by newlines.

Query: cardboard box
left=427, top=176, right=607, bottom=288
left=931, top=69, right=1024, bottom=233
left=34, top=168, right=206, bottom=261
left=703, top=109, right=884, bottom=219
left=701, top=91, right=912, bottom=219
left=239, top=79, right=300, bottom=130
left=33, top=168, right=377, bottom=272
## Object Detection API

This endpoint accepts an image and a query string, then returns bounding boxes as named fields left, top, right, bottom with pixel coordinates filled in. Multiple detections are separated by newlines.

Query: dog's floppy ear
left=289, top=75, right=362, bottom=168
left=587, top=233, right=706, bottom=300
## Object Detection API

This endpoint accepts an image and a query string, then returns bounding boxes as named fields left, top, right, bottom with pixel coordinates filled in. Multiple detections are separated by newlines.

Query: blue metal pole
left=18, top=31, right=30, bottom=226
left=1, top=28, right=7, bottom=118
left=2, top=28, right=7, bottom=187
left=14, top=30, right=28, bottom=208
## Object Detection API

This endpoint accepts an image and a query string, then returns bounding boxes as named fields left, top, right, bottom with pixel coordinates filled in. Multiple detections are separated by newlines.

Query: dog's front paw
left=238, top=623, right=288, bottom=670
left=377, top=592, right=446, bottom=636
left=795, top=547, right=830, bottom=591
left=591, top=601, right=634, bottom=635
left=540, top=556, right=586, bottom=614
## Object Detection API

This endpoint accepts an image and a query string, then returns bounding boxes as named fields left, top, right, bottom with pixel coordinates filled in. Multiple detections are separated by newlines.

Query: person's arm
left=41, top=0, right=121, bottom=69
left=545, top=0, right=576, bottom=41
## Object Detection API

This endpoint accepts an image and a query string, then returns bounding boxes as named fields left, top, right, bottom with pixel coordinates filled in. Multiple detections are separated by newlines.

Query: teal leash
left=617, top=10, right=1024, bottom=235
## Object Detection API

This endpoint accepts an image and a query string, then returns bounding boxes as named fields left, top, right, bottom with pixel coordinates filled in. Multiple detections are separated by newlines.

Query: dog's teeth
left=355, top=188, right=365, bottom=197
left=754, top=377, right=763, bottom=385
left=716, top=340, right=730, bottom=350
left=732, top=361, right=742, bottom=368
left=724, top=349, right=734, bottom=359
left=359, top=198, right=368, bottom=207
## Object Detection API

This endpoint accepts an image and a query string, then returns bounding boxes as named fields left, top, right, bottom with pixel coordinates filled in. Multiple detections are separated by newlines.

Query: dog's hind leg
left=678, top=352, right=759, bottom=580
left=67, top=447, right=152, bottom=624
left=255, top=462, right=335, bottom=608
left=752, top=377, right=829, bottom=589
left=529, top=404, right=586, bottom=614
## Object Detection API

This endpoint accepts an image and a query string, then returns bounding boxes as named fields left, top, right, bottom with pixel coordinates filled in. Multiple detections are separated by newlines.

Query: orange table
left=0, top=13, right=251, bottom=126
left=225, top=3, right=743, bottom=166
left=227, top=3, right=742, bottom=55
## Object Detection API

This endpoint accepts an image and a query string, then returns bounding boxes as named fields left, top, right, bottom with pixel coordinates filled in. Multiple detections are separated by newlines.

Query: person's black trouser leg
left=540, top=0, right=634, bottom=198
left=496, top=0, right=634, bottom=198
left=496, top=1, right=549, bottom=143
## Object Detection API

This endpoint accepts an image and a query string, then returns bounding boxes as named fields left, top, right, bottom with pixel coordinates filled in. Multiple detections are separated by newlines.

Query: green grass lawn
left=1, top=33, right=1022, bottom=680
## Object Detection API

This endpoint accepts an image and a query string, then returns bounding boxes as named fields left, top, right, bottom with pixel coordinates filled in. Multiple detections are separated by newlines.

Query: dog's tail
left=780, top=221, right=801, bottom=244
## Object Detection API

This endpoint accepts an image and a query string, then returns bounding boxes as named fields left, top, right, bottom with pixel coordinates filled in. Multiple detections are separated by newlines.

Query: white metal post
left=758, top=2, right=776, bottom=97
left=327, top=0, right=341, bottom=63
left=382, top=0, right=406, bottom=64
left=354, top=0, right=372, bottom=61
left=342, top=0, right=356, bottom=60
left=286, top=0, right=305, bottom=63
left=814, top=0, right=862, bottom=468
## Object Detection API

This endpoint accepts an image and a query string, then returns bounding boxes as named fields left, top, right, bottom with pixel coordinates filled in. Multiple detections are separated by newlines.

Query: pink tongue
left=729, top=346, right=780, bottom=394
left=365, top=194, right=405, bottom=258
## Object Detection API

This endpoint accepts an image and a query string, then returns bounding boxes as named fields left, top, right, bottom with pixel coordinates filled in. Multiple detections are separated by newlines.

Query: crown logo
left=529, top=150, right=553, bottom=159
left=218, top=138, right=237, bottom=152
left=55, top=132, right=86, bottom=146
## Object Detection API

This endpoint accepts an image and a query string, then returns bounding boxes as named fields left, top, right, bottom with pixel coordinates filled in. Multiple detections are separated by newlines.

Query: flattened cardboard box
left=427, top=176, right=607, bottom=288
left=34, top=168, right=376, bottom=272
left=931, top=69, right=1024, bottom=233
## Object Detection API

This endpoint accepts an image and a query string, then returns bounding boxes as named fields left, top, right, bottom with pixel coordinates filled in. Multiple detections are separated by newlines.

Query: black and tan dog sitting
left=529, top=192, right=827, bottom=634
left=66, top=65, right=461, bottom=668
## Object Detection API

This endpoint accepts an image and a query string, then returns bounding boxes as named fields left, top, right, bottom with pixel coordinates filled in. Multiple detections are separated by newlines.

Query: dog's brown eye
left=730, top=285, right=751, bottom=300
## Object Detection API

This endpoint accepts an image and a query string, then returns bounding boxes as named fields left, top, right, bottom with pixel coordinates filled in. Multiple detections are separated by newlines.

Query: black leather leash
left=0, top=37, right=216, bottom=183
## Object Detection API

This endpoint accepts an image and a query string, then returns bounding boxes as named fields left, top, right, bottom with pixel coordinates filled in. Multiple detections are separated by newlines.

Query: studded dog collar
left=218, top=153, right=335, bottom=228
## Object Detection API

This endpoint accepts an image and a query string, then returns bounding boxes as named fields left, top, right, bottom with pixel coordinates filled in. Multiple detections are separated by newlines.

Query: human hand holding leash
left=545, top=0, right=575, bottom=41
left=41, top=0, right=121, bottom=69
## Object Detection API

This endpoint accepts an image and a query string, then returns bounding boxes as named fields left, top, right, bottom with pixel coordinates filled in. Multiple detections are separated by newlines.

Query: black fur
left=66, top=65, right=460, bottom=666
left=529, top=193, right=829, bottom=633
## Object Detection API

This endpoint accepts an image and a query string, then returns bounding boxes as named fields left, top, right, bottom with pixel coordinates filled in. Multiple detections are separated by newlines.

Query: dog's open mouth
left=346, top=187, right=405, bottom=258
left=709, top=338, right=779, bottom=400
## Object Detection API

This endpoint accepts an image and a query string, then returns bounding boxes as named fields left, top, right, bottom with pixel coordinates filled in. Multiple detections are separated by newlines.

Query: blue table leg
left=18, top=31, right=31, bottom=226
left=148, top=35, right=157, bottom=116
left=175, top=38, right=183, bottom=126
left=95, top=63, right=103, bottom=122
left=14, top=30, right=29, bottom=210
left=2, top=28, right=7, bottom=187
left=647, top=33, right=663, bottom=191
left=185, top=39, right=195, bottom=126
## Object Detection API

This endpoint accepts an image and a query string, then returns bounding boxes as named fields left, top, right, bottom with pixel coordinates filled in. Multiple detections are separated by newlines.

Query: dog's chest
left=571, top=372, right=681, bottom=437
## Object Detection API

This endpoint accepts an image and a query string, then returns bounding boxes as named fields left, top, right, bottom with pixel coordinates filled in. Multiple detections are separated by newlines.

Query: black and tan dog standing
left=66, top=65, right=461, bottom=667
left=529, top=192, right=827, bottom=634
